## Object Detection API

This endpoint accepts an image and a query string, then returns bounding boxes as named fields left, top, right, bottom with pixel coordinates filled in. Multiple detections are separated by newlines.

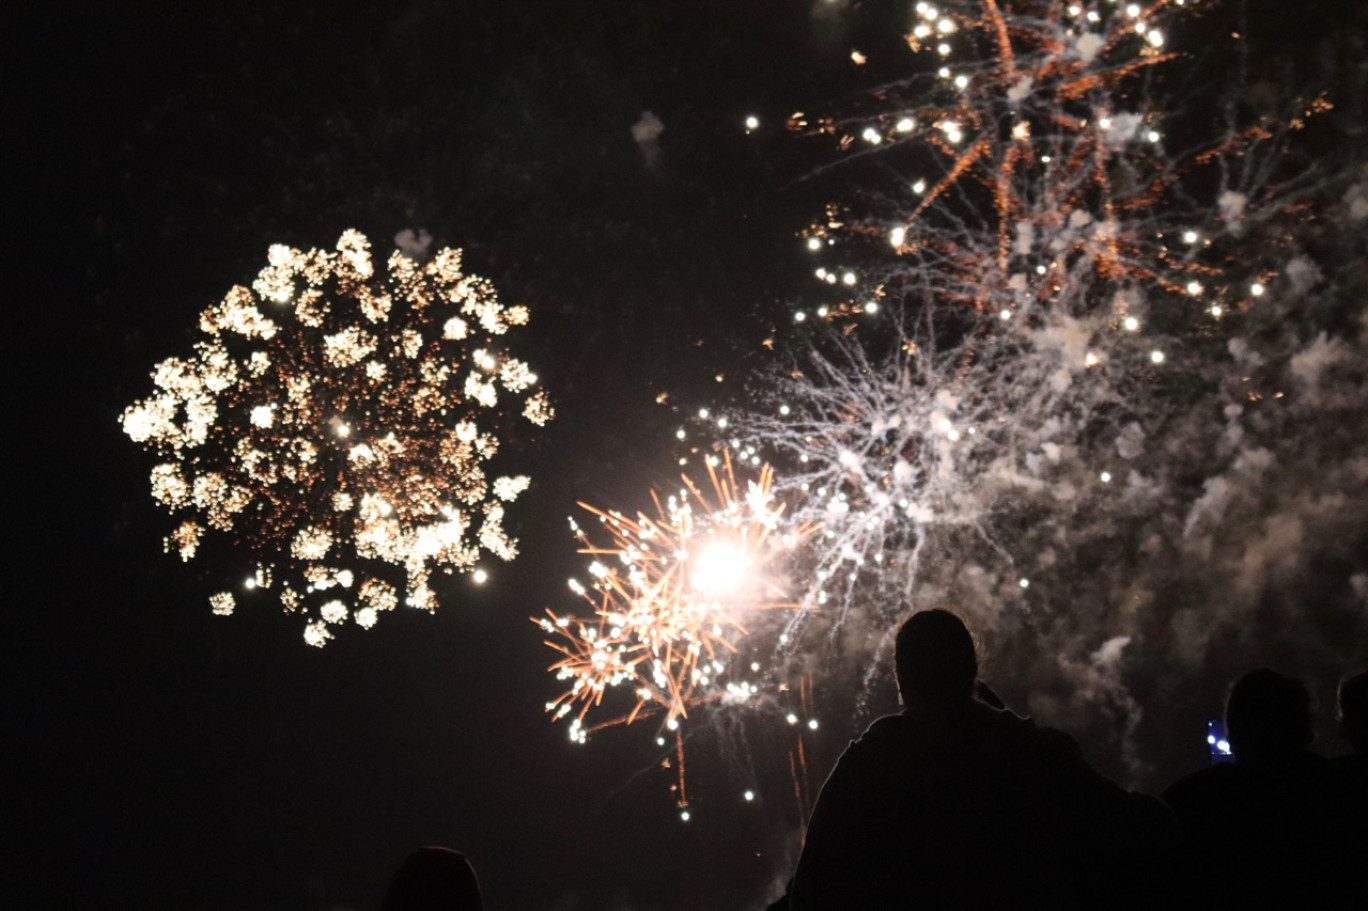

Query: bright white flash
left=691, top=541, right=751, bottom=596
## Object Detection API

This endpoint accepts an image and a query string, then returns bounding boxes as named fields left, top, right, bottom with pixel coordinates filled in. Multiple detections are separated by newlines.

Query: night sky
left=8, top=2, right=1364, bottom=909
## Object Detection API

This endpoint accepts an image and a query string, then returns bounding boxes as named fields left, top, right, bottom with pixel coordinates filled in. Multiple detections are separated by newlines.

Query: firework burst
left=706, top=0, right=1361, bottom=779
left=122, top=230, right=553, bottom=645
left=538, top=456, right=809, bottom=755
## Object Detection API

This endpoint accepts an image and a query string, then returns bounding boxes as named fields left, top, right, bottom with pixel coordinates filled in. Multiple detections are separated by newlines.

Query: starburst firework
left=122, top=230, right=553, bottom=644
left=538, top=456, right=806, bottom=752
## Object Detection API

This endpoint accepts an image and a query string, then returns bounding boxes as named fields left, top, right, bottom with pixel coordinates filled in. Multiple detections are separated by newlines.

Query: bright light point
left=806, top=237, right=822, bottom=251
left=795, top=311, right=807, bottom=322
left=850, top=50, right=867, bottom=65
left=937, top=18, right=956, bottom=34
left=1126, top=2, right=1141, bottom=15
left=937, top=66, right=950, bottom=78
left=1087, top=10, right=1101, bottom=22
left=954, top=75, right=969, bottom=89
left=244, top=576, right=257, bottom=589
left=744, top=790, right=755, bottom=801
left=1210, top=305, right=1223, bottom=317
left=1151, top=350, right=1166, bottom=364
left=1251, top=282, right=1265, bottom=297
left=667, top=717, right=679, bottom=731
left=680, top=810, right=691, bottom=822
left=1186, top=281, right=1203, bottom=296
left=692, top=541, right=751, bottom=595
left=1085, top=351, right=1100, bottom=367
left=1018, top=578, right=1030, bottom=589
left=779, top=404, right=791, bottom=415
left=1012, top=121, right=1030, bottom=140
left=1041, top=155, right=1052, bottom=162
left=472, top=568, right=488, bottom=585
left=675, top=428, right=686, bottom=440
left=1000, top=309, right=1012, bottom=321
left=862, top=127, right=882, bottom=145
left=913, top=179, right=927, bottom=194
left=1183, top=230, right=1199, bottom=244
left=1208, top=734, right=1217, bottom=745
left=808, top=718, right=819, bottom=730
left=815, top=267, right=828, bottom=279
left=1147, top=130, right=1161, bottom=143
left=1148, top=30, right=1165, bottom=47
left=698, top=408, right=710, bottom=419
left=864, top=301, right=879, bottom=314
left=842, top=272, right=857, bottom=286
left=1036, top=264, right=1047, bottom=275
left=889, top=226, right=906, bottom=247
left=1099, top=117, right=1112, bottom=130
left=1067, top=4, right=1081, bottom=13
left=1123, top=316, right=1140, bottom=331
left=937, top=43, right=951, bottom=56
left=744, top=115, right=760, bottom=131
left=786, top=713, right=798, bottom=725
left=914, top=24, right=932, bottom=39
left=336, top=423, right=350, bottom=437
left=896, top=118, right=915, bottom=132
left=1100, top=471, right=1113, bottom=483
left=1217, top=740, right=1231, bottom=753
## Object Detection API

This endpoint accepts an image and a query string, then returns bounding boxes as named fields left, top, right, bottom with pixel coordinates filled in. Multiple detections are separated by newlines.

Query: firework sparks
left=707, top=0, right=1361, bottom=781
left=538, top=456, right=808, bottom=756
left=728, top=0, right=1318, bottom=621
left=122, top=231, right=553, bottom=644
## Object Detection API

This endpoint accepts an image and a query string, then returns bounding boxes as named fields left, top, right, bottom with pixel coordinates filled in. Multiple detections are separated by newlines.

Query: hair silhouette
left=382, top=847, right=482, bottom=911
left=894, top=608, right=978, bottom=705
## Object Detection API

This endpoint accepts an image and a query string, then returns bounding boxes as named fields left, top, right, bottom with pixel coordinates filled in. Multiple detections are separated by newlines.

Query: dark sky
left=7, top=1, right=1362, bottom=909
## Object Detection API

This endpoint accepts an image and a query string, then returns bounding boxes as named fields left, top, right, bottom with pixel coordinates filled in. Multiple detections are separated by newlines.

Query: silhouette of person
left=790, top=609, right=1170, bottom=910
left=1335, top=670, right=1367, bottom=774
left=382, top=846, right=482, bottom=911
left=1333, top=670, right=1368, bottom=848
left=1162, top=668, right=1347, bottom=910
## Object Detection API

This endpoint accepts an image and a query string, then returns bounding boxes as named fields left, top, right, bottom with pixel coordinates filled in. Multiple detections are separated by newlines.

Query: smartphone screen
left=1207, top=719, right=1234, bottom=764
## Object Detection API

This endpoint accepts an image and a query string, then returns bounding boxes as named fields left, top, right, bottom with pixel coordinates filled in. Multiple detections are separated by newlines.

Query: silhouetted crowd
left=381, top=609, right=1366, bottom=910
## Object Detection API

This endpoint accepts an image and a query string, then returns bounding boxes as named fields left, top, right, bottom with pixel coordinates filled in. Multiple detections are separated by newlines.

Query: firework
left=538, top=456, right=807, bottom=752
left=722, top=0, right=1319, bottom=616
left=710, top=0, right=1365, bottom=778
left=122, top=231, right=553, bottom=644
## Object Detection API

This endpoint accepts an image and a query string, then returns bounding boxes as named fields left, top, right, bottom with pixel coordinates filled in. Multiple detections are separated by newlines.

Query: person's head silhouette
left=382, top=846, right=482, bottom=911
left=895, top=609, right=978, bottom=708
left=1338, top=670, right=1368, bottom=755
left=1225, top=668, right=1313, bottom=763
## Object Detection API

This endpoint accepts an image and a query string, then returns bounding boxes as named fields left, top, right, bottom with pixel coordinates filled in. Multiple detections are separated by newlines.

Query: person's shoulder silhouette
left=1162, top=668, right=1344, bottom=910
left=791, top=609, right=1168, bottom=910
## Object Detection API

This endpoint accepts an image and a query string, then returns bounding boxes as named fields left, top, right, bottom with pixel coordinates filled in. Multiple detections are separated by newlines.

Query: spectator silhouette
left=382, top=847, right=482, bottom=911
left=1335, top=670, right=1367, bottom=772
left=790, top=609, right=1171, bottom=910
left=1333, top=671, right=1368, bottom=851
left=1162, top=668, right=1347, bottom=909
